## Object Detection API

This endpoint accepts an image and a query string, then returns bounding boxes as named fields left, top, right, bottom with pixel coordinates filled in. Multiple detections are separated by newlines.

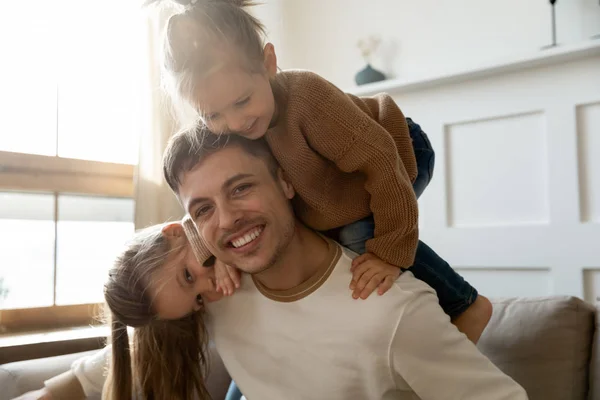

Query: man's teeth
left=231, top=227, right=263, bottom=248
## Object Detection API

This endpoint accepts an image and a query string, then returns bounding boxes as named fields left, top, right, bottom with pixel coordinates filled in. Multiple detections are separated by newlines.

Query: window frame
left=0, top=150, right=134, bottom=332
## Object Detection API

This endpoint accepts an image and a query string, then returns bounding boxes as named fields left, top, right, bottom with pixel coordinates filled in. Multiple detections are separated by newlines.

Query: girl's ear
left=263, top=43, right=278, bottom=77
left=161, top=222, right=184, bottom=239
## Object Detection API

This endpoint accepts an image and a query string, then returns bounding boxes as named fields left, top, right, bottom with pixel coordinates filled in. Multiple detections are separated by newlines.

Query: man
left=16, top=133, right=527, bottom=399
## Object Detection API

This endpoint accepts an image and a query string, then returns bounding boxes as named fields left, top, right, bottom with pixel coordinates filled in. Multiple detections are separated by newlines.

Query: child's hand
left=215, top=261, right=241, bottom=296
left=350, top=253, right=401, bottom=299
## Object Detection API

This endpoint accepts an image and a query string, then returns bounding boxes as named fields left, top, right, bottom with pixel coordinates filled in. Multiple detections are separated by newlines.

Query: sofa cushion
left=0, top=343, right=231, bottom=400
left=587, top=304, right=600, bottom=400
left=478, top=296, right=595, bottom=400
left=0, top=350, right=99, bottom=400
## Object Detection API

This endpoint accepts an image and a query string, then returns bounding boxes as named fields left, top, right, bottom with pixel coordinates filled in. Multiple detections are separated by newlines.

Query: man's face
left=178, top=144, right=296, bottom=274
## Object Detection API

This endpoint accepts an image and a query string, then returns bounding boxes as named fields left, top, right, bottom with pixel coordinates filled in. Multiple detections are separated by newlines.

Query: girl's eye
left=184, top=268, right=194, bottom=284
left=196, top=294, right=204, bottom=307
left=233, top=183, right=251, bottom=195
left=236, top=96, right=250, bottom=106
left=206, top=113, right=220, bottom=121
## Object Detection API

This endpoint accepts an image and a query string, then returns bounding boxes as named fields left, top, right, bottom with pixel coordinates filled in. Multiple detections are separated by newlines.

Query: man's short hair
left=163, top=126, right=279, bottom=195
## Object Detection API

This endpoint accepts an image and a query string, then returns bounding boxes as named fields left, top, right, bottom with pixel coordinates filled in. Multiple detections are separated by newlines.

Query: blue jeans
left=334, top=118, right=478, bottom=318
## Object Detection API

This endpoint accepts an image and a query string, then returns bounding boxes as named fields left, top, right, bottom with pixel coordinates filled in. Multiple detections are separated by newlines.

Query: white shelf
left=348, top=40, right=600, bottom=97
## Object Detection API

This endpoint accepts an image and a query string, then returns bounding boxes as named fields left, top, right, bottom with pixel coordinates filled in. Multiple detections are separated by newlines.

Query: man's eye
left=184, top=268, right=194, bottom=283
left=195, top=205, right=211, bottom=218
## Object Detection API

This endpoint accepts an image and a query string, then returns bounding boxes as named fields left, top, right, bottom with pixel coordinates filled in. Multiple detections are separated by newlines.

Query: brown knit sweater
left=184, top=70, right=419, bottom=269
left=267, top=70, right=418, bottom=267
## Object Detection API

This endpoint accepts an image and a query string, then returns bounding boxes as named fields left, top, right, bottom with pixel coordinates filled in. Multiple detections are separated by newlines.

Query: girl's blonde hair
left=145, top=0, right=267, bottom=107
left=102, top=224, right=211, bottom=400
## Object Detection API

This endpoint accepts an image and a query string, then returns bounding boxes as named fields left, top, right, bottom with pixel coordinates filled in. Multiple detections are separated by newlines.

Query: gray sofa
left=1, top=296, right=598, bottom=400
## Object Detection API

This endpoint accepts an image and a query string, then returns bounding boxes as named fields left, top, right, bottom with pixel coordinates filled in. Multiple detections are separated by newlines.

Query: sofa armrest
left=0, top=351, right=99, bottom=400
left=0, top=344, right=231, bottom=400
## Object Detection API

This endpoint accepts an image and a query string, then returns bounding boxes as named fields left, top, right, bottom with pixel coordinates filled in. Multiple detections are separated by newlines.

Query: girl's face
left=192, top=43, right=279, bottom=140
left=151, top=226, right=222, bottom=320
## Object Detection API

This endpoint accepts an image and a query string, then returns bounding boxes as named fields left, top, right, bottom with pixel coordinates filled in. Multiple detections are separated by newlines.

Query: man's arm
left=391, top=287, right=528, bottom=400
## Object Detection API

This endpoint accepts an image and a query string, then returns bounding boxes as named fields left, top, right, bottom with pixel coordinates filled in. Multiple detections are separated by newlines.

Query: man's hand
left=350, top=253, right=401, bottom=299
left=12, top=388, right=53, bottom=400
left=215, top=260, right=241, bottom=296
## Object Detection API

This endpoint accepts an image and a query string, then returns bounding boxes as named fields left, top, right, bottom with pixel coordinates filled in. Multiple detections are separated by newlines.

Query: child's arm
left=183, top=216, right=241, bottom=295
left=294, top=73, right=419, bottom=268
left=214, top=260, right=241, bottom=296
left=182, top=216, right=216, bottom=267
left=38, top=346, right=110, bottom=399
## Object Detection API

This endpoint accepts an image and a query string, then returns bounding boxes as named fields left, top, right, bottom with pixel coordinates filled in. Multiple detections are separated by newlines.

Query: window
left=0, top=0, right=143, bottom=332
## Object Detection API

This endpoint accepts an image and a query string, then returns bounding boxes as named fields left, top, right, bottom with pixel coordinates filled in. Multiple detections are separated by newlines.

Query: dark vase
left=355, top=64, right=386, bottom=86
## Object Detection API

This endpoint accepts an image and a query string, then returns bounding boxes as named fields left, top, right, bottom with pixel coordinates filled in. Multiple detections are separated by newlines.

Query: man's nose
left=217, top=202, right=243, bottom=231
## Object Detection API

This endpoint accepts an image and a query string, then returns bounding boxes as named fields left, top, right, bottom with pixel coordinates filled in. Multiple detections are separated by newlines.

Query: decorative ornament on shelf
left=592, top=0, right=600, bottom=40
left=542, top=0, right=559, bottom=49
left=355, top=35, right=387, bottom=86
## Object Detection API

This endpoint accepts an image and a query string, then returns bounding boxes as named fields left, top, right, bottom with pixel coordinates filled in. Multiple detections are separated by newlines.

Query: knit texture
left=266, top=70, right=419, bottom=267
left=183, top=70, right=420, bottom=268
left=182, top=215, right=211, bottom=266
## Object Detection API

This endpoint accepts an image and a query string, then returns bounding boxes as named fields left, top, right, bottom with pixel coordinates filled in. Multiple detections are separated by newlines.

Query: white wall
left=257, top=0, right=600, bottom=88
left=354, top=46, right=600, bottom=301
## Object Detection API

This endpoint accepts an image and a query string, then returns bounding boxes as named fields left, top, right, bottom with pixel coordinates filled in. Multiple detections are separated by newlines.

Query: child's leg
left=408, top=118, right=492, bottom=343
left=406, top=117, right=435, bottom=199
left=409, top=241, right=492, bottom=344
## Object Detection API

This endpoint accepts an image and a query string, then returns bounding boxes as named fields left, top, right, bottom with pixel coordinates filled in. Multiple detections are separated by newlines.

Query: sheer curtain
left=133, top=5, right=195, bottom=229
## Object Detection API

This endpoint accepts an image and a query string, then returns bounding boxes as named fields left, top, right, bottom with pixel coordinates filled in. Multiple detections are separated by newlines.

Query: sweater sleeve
left=182, top=215, right=214, bottom=267
left=44, top=346, right=110, bottom=399
left=390, top=285, right=529, bottom=400
left=297, top=73, right=419, bottom=267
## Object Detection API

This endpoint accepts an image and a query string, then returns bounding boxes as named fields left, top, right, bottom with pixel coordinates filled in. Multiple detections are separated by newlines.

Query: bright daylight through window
left=0, top=0, right=144, bottom=330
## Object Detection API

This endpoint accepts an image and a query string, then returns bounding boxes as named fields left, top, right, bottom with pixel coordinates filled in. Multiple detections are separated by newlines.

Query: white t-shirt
left=204, top=239, right=527, bottom=399
left=62, top=239, right=527, bottom=399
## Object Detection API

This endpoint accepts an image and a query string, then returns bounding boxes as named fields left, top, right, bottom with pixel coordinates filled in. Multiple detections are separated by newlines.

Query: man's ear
left=161, top=222, right=184, bottom=239
left=263, top=43, right=278, bottom=78
left=277, top=168, right=295, bottom=200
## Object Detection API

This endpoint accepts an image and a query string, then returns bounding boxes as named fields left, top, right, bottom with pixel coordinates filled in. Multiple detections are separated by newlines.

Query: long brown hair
left=102, top=224, right=211, bottom=400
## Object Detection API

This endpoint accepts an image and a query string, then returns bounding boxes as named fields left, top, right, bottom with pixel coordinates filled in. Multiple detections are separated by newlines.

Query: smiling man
left=159, top=131, right=527, bottom=400
left=18, top=131, right=527, bottom=400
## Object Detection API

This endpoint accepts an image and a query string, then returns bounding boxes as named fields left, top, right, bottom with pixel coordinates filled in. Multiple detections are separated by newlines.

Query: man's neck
left=253, top=223, right=330, bottom=291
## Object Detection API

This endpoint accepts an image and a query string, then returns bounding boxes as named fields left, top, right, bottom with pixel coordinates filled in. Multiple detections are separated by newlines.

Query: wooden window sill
left=0, top=325, right=108, bottom=364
